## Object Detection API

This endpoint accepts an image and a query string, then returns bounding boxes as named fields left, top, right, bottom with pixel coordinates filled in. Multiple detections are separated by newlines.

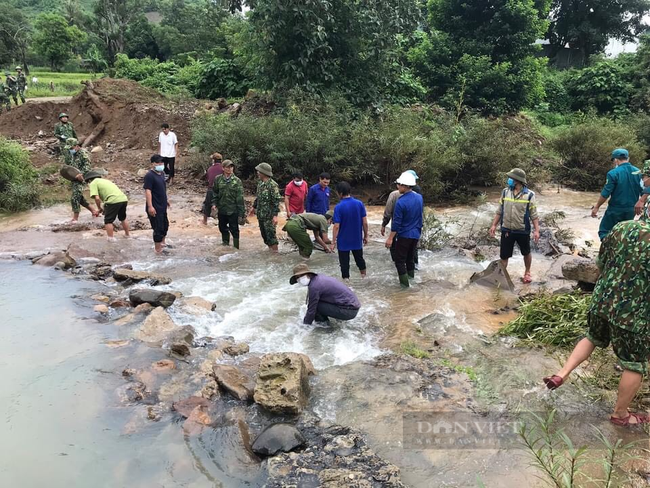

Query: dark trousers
left=218, top=213, right=239, bottom=243
left=315, top=302, right=360, bottom=323
left=148, top=212, right=169, bottom=243
left=391, top=237, right=418, bottom=276
left=162, top=157, right=175, bottom=178
left=202, top=189, right=213, bottom=217
left=390, top=240, right=419, bottom=265
left=338, top=249, right=366, bottom=279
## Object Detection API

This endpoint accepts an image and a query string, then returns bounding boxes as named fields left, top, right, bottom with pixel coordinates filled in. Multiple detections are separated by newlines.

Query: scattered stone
left=183, top=406, right=214, bottom=435
left=252, top=423, right=306, bottom=457
left=165, top=325, right=195, bottom=345
left=147, top=406, right=161, bottom=422
left=94, top=304, right=109, bottom=314
left=122, top=368, right=136, bottom=378
left=137, top=168, right=148, bottom=178
left=104, top=339, right=129, bottom=348
left=562, top=257, right=600, bottom=285
left=134, top=303, right=154, bottom=314
left=116, top=381, right=148, bottom=403
left=228, top=102, right=242, bottom=116
left=172, top=396, right=210, bottom=418
left=91, top=146, right=103, bottom=153
left=115, top=313, right=135, bottom=326
left=216, top=97, right=227, bottom=109
left=109, top=298, right=130, bottom=308
left=170, top=343, right=191, bottom=358
left=87, top=263, right=113, bottom=280
left=152, top=359, right=176, bottom=372
left=201, top=380, right=219, bottom=400
left=129, top=289, right=177, bottom=308
left=223, top=343, right=250, bottom=357
left=213, top=364, right=255, bottom=401
left=114, top=268, right=172, bottom=286
left=91, top=294, right=111, bottom=303
left=134, top=307, right=176, bottom=343
left=33, top=251, right=76, bottom=269
left=177, top=296, right=216, bottom=315
left=254, top=353, right=314, bottom=415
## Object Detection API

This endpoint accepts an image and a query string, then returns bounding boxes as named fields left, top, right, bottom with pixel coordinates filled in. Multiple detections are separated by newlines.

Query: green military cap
left=633, top=160, right=650, bottom=176
left=64, top=137, right=79, bottom=149
left=506, top=167, right=527, bottom=186
left=325, top=210, right=334, bottom=220
left=15, top=66, right=22, bottom=71
left=255, top=162, right=273, bottom=177
left=58, top=112, right=68, bottom=119
left=222, top=159, right=235, bottom=168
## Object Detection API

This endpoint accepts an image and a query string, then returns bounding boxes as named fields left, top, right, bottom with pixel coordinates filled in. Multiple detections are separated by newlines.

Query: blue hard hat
left=406, top=170, right=419, bottom=180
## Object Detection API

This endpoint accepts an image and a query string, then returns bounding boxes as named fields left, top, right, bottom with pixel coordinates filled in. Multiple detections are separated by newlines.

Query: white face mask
left=155, top=165, right=164, bottom=172
left=298, top=275, right=311, bottom=286
left=294, top=180, right=304, bottom=186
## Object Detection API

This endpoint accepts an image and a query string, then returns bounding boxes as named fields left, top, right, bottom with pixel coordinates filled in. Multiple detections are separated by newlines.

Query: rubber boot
left=233, top=238, right=239, bottom=249
left=399, top=274, right=410, bottom=288
left=407, top=270, right=415, bottom=279
left=222, top=236, right=230, bottom=246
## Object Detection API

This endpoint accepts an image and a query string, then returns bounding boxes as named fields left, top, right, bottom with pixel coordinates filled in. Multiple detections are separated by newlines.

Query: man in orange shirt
left=284, top=171, right=308, bottom=218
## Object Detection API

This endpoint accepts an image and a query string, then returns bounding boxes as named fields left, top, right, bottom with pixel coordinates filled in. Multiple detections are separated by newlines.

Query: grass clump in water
left=499, top=293, right=590, bottom=348
left=401, top=341, right=431, bottom=359
left=0, top=137, right=40, bottom=212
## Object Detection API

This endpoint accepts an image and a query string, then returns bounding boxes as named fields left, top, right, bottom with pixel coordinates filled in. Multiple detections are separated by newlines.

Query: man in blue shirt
left=306, top=172, right=331, bottom=215
left=385, top=172, right=423, bottom=287
left=592, top=148, right=641, bottom=240
left=331, top=181, right=368, bottom=280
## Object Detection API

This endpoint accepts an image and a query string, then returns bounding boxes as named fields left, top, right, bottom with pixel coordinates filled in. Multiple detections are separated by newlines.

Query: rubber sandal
left=609, top=412, right=650, bottom=427
left=543, top=375, right=564, bottom=390
left=522, top=273, right=532, bottom=284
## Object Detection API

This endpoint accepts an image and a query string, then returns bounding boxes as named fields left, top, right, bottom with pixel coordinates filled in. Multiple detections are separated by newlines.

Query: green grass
left=401, top=340, right=431, bottom=359
left=23, top=71, right=105, bottom=98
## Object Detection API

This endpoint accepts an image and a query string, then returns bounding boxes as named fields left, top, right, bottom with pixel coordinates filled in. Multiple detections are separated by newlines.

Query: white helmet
left=396, top=172, right=417, bottom=186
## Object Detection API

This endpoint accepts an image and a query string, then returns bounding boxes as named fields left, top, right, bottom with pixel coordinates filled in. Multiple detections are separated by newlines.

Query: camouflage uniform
left=54, top=121, right=77, bottom=163
left=0, top=83, right=10, bottom=113
left=255, top=178, right=282, bottom=246
left=212, top=174, right=245, bottom=246
left=588, top=220, right=650, bottom=374
left=5, top=74, right=18, bottom=105
left=16, top=70, right=26, bottom=104
left=69, top=147, right=92, bottom=213
left=634, top=160, right=650, bottom=222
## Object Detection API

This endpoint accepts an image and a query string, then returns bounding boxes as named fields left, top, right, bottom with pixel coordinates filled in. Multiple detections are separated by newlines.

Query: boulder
left=177, top=296, right=216, bottom=314
left=91, top=146, right=103, bottom=153
left=134, top=303, right=154, bottom=314
left=33, top=251, right=76, bottom=268
left=254, top=353, right=314, bottom=414
left=94, top=304, right=109, bottom=314
left=91, top=294, right=111, bottom=303
left=129, top=289, right=177, bottom=308
left=172, top=396, right=210, bottom=418
left=165, top=325, right=195, bottom=346
left=170, top=343, right=191, bottom=358
left=87, top=263, right=113, bottom=280
left=561, top=257, right=600, bottom=285
left=252, top=423, right=306, bottom=456
left=135, top=307, right=176, bottom=343
left=152, top=359, right=176, bottom=372
left=223, top=343, right=250, bottom=357
left=114, top=268, right=172, bottom=286
left=109, top=298, right=131, bottom=308
left=213, top=364, right=255, bottom=401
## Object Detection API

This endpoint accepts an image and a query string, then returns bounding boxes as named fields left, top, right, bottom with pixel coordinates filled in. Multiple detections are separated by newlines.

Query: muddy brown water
left=1, top=187, right=648, bottom=487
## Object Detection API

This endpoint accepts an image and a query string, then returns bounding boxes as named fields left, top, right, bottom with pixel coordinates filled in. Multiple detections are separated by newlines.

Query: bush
left=0, top=138, right=40, bottom=212
left=551, top=118, right=646, bottom=190
left=565, top=61, right=634, bottom=117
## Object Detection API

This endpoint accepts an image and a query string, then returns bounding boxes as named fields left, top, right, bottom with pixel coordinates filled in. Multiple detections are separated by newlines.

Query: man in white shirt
left=158, top=123, right=178, bottom=185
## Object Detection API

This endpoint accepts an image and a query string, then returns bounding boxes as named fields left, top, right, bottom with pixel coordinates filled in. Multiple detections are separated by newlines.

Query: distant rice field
left=21, top=71, right=105, bottom=98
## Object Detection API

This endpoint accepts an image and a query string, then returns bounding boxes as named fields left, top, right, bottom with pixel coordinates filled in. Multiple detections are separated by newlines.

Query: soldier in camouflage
left=54, top=113, right=77, bottom=164
left=634, top=160, right=650, bottom=221
left=211, top=160, right=246, bottom=248
left=250, top=162, right=282, bottom=251
left=66, top=138, right=98, bottom=221
left=543, top=219, right=650, bottom=427
left=0, top=82, right=10, bottom=113
left=15, top=67, right=26, bottom=104
left=5, top=71, right=18, bottom=106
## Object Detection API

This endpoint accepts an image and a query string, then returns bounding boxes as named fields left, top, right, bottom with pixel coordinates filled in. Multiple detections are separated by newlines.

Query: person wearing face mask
left=633, top=160, right=650, bottom=221
left=289, top=263, right=361, bottom=325
left=66, top=137, right=99, bottom=222
left=489, top=168, right=540, bottom=284
left=591, top=148, right=641, bottom=240
left=144, top=154, right=172, bottom=254
left=284, top=171, right=309, bottom=218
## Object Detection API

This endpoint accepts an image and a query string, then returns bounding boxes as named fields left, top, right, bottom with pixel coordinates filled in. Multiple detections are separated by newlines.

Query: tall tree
left=92, top=0, right=141, bottom=64
left=0, top=6, right=32, bottom=73
left=546, top=0, right=650, bottom=64
left=33, top=13, right=86, bottom=70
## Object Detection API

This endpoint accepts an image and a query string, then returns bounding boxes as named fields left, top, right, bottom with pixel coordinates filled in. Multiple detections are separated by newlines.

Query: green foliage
left=564, top=61, right=634, bottom=116
left=32, top=13, right=86, bottom=70
left=196, top=58, right=250, bottom=99
left=552, top=119, right=646, bottom=190
left=0, top=5, right=31, bottom=70
left=92, top=0, right=141, bottom=64
left=113, top=53, right=201, bottom=96
left=499, top=293, right=590, bottom=348
left=401, top=341, right=431, bottom=359
left=419, top=210, right=452, bottom=251
left=0, top=137, right=40, bottom=212
left=409, top=0, right=550, bottom=115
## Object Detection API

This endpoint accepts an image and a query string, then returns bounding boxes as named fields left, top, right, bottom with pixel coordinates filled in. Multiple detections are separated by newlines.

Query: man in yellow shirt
left=85, top=171, right=131, bottom=241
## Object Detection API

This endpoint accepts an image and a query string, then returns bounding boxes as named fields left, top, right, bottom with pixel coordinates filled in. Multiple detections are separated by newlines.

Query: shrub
left=0, top=138, right=40, bottom=212
left=552, top=118, right=646, bottom=190
left=196, top=58, right=250, bottom=99
left=565, top=61, right=634, bottom=117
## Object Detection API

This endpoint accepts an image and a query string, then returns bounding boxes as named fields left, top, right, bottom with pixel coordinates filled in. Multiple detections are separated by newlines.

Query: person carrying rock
left=202, top=152, right=224, bottom=225
left=290, top=263, right=361, bottom=325
left=0, top=81, right=10, bottom=113
left=543, top=219, right=650, bottom=427
left=145, top=154, right=171, bottom=254
left=84, top=170, right=131, bottom=241
left=211, top=159, right=245, bottom=248
left=15, top=67, right=26, bottom=104
left=384, top=172, right=423, bottom=287
left=284, top=211, right=333, bottom=258
left=489, top=168, right=540, bottom=284
left=634, top=160, right=650, bottom=222
left=4, top=71, right=18, bottom=106
left=250, top=163, right=282, bottom=252
left=331, top=182, right=368, bottom=281
left=54, top=113, right=77, bottom=164
left=592, top=148, right=641, bottom=240
left=66, top=138, right=98, bottom=222
left=158, top=123, right=178, bottom=185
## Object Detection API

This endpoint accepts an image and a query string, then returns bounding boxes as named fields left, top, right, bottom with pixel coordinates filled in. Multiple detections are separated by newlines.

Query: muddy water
left=2, top=187, right=645, bottom=487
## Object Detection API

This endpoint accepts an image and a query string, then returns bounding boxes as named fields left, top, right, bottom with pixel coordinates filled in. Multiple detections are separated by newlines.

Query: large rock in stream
left=213, top=364, right=256, bottom=401
left=254, top=353, right=315, bottom=415
left=129, top=288, right=177, bottom=308
left=252, top=423, right=305, bottom=456
left=561, top=257, right=600, bottom=284
left=114, top=268, right=172, bottom=286
left=134, top=307, right=176, bottom=343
